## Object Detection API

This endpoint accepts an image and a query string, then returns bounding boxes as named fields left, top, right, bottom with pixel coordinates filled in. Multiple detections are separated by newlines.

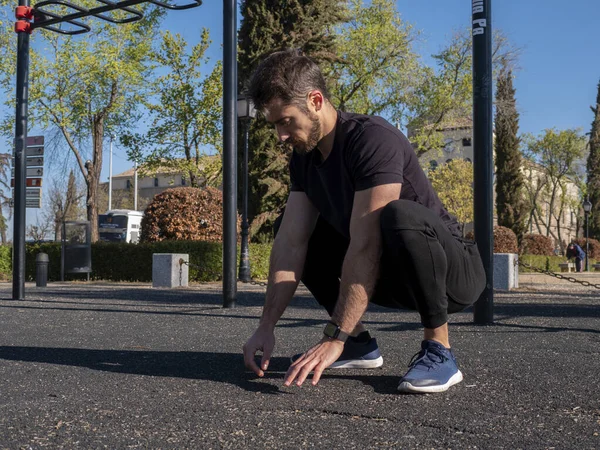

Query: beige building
left=100, top=157, right=221, bottom=212
left=412, top=120, right=581, bottom=249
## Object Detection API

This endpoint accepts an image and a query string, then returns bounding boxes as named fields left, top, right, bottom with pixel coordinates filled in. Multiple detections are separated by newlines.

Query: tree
left=0, top=8, right=163, bottom=241
left=494, top=68, right=526, bottom=241
left=44, top=171, right=85, bottom=241
left=428, top=159, right=473, bottom=237
left=26, top=217, right=52, bottom=242
left=409, top=29, right=520, bottom=156
left=238, top=0, right=346, bottom=238
left=121, top=30, right=223, bottom=189
left=523, top=128, right=586, bottom=249
left=587, top=80, right=600, bottom=239
left=324, top=0, right=422, bottom=123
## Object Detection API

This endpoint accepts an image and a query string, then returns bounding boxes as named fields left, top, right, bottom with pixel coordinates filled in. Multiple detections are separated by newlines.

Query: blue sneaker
left=397, top=340, right=463, bottom=393
left=291, top=333, right=383, bottom=369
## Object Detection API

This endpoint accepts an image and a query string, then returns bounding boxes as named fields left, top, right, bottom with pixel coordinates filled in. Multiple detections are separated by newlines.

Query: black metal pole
left=472, top=0, right=494, bottom=324
left=12, top=1, right=31, bottom=300
left=238, top=119, right=251, bottom=282
left=585, top=212, right=589, bottom=272
left=222, top=0, right=237, bottom=308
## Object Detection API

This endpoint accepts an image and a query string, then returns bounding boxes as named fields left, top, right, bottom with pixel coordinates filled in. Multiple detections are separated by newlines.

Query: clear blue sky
left=15, top=0, right=600, bottom=228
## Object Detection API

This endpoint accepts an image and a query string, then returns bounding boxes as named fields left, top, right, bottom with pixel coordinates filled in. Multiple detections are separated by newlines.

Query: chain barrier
left=516, top=259, right=600, bottom=290
left=179, top=259, right=268, bottom=287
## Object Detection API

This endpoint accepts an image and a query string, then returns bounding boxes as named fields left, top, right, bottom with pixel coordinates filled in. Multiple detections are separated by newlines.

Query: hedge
left=0, top=241, right=272, bottom=282
left=518, top=254, right=597, bottom=273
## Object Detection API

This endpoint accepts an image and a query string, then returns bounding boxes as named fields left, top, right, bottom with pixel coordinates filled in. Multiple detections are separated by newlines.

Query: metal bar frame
left=472, top=0, right=494, bottom=324
left=222, top=0, right=237, bottom=308
left=11, top=0, right=202, bottom=300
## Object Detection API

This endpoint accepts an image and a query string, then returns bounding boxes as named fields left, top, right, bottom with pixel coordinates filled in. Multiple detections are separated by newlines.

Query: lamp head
left=237, top=94, right=256, bottom=119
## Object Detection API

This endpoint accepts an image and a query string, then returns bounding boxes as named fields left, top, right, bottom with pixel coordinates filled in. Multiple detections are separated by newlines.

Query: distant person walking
left=566, top=243, right=585, bottom=272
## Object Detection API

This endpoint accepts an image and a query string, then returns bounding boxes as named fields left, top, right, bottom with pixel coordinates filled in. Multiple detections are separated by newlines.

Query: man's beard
left=286, top=113, right=321, bottom=155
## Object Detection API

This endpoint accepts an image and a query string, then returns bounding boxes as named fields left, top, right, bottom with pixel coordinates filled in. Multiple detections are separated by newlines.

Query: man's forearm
left=331, top=245, right=380, bottom=334
left=259, top=237, right=308, bottom=329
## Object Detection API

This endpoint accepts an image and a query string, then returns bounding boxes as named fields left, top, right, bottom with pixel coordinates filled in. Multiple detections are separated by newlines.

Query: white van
left=98, top=209, right=144, bottom=243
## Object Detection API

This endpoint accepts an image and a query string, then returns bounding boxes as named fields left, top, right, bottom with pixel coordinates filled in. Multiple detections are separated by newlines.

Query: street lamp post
left=237, top=95, right=256, bottom=282
left=583, top=197, right=592, bottom=272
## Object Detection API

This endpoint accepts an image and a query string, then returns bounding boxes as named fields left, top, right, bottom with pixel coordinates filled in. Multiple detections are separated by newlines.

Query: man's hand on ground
left=243, top=327, right=275, bottom=377
left=284, top=338, right=344, bottom=387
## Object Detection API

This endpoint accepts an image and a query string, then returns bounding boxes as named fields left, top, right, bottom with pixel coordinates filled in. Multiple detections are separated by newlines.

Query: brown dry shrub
left=494, top=226, right=518, bottom=253
left=141, top=187, right=238, bottom=242
left=464, top=226, right=518, bottom=253
left=572, top=238, right=600, bottom=259
left=520, top=234, right=554, bottom=256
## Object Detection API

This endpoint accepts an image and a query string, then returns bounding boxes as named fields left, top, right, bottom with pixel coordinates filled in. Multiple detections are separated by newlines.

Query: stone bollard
left=152, top=253, right=189, bottom=288
left=493, top=253, right=519, bottom=290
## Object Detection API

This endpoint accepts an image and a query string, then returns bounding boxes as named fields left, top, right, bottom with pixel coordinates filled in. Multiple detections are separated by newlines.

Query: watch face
left=323, top=322, right=339, bottom=338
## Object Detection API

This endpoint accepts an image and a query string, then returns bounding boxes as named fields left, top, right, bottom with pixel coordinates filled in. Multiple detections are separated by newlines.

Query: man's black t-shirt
left=289, top=111, right=462, bottom=239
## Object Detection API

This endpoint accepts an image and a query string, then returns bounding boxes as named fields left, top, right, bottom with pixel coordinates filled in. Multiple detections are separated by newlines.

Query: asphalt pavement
left=0, top=275, right=599, bottom=449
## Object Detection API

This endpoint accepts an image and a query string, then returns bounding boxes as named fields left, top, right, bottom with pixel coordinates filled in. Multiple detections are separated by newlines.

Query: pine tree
left=495, top=68, right=527, bottom=242
left=238, top=0, right=345, bottom=239
left=587, top=80, right=600, bottom=239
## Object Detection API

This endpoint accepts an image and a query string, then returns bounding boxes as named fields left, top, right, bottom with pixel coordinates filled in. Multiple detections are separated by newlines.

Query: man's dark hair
left=248, top=49, right=331, bottom=113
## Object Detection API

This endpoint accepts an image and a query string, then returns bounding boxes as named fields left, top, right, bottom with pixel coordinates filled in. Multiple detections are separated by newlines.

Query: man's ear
left=308, top=90, right=324, bottom=112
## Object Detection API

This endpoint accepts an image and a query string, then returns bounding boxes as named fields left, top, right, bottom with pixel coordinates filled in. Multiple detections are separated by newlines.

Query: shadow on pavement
left=0, top=346, right=400, bottom=395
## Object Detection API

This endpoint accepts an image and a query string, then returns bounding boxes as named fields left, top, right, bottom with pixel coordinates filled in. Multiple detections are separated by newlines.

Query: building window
left=126, top=180, right=131, bottom=189
left=462, top=138, right=472, bottom=147
left=154, top=177, right=159, bottom=187
left=443, top=138, right=455, bottom=153
left=181, top=177, right=186, bottom=186
left=429, top=160, right=438, bottom=171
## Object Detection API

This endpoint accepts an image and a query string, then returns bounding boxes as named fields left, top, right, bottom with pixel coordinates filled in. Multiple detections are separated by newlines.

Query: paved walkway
left=0, top=276, right=598, bottom=448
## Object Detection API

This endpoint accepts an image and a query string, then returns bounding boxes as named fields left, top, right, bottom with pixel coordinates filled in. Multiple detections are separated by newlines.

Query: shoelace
left=408, top=348, right=449, bottom=370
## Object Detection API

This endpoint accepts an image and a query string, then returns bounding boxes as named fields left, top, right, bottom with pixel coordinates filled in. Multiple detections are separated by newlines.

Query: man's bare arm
left=331, top=183, right=402, bottom=334
left=259, top=192, right=319, bottom=329
left=243, top=191, right=318, bottom=377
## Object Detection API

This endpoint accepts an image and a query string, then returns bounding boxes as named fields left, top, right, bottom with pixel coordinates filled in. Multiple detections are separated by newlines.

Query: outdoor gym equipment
left=11, top=0, right=202, bottom=300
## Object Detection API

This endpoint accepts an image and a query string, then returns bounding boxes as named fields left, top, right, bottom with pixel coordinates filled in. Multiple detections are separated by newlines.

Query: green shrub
left=0, top=245, right=11, bottom=280
left=519, top=254, right=597, bottom=272
left=520, top=234, right=554, bottom=256
left=3, top=241, right=272, bottom=283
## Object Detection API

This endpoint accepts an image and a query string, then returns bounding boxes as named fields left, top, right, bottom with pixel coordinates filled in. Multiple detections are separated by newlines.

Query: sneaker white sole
left=328, top=356, right=384, bottom=369
left=397, top=370, right=463, bottom=393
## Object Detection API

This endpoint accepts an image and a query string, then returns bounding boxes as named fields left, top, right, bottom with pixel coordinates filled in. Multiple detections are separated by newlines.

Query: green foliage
left=0, top=6, right=164, bottom=241
left=325, top=0, right=422, bottom=123
left=587, top=80, right=600, bottom=239
left=522, top=128, right=586, bottom=246
left=428, top=159, right=473, bottom=236
left=121, top=29, right=223, bottom=189
left=0, top=242, right=271, bottom=282
left=518, top=254, right=597, bottom=273
left=141, top=187, right=233, bottom=243
left=0, top=244, right=10, bottom=279
left=408, top=29, right=519, bottom=155
left=495, top=68, right=527, bottom=241
left=520, top=234, right=554, bottom=256
left=238, top=0, right=346, bottom=238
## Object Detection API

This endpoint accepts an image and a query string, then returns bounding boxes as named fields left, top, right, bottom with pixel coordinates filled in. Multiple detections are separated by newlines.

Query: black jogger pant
left=275, top=199, right=486, bottom=329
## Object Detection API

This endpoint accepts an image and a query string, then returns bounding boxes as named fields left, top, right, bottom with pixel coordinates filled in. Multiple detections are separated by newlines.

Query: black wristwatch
left=323, top=321, right=349, bottom=342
